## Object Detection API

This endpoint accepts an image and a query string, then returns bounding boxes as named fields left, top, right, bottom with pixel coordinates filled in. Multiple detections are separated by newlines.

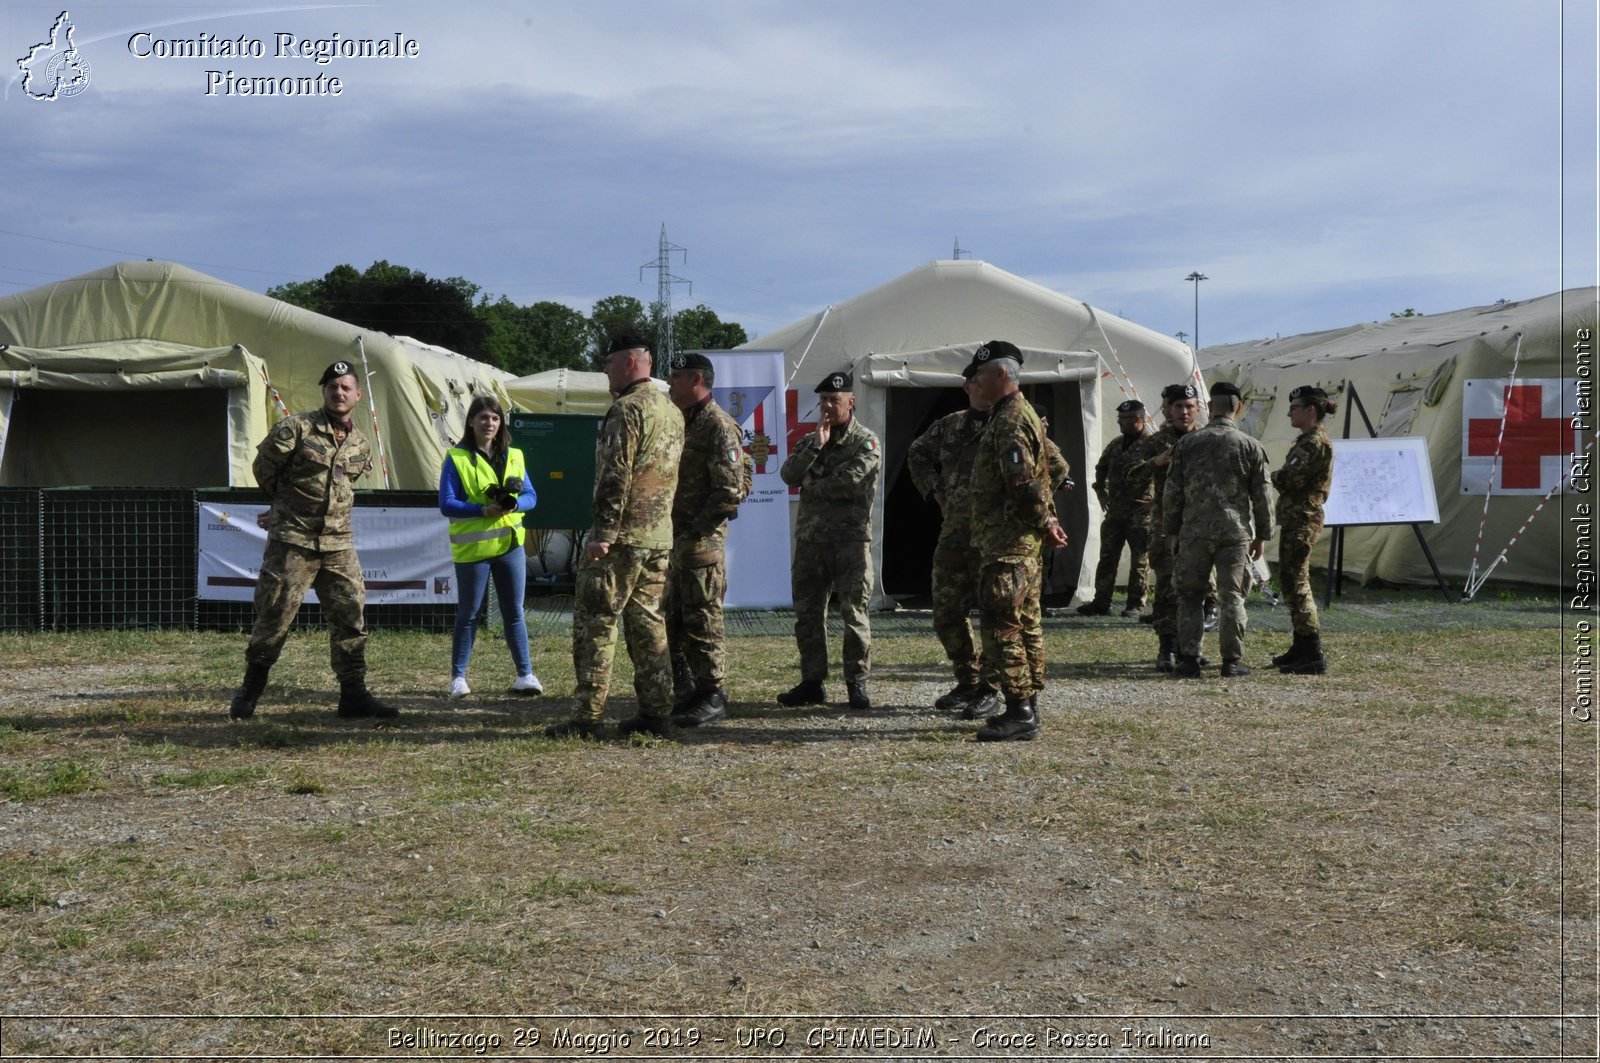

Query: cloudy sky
left=3, top=0, right=1595, bottom=349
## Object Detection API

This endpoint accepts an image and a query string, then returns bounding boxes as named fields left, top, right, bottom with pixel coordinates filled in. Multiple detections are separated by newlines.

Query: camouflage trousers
left=1278, top=522, right=1324, bottom=637
left=1090, top=514, right=1151, bottom=609
left=572, top=544, right=673, bottom=721
left=792, top=540, right=872, bottom=683
left=1149, top=535, right=1179, bottom=637
left=664, top=548, right=727, bottom=690
left=977, top=554, right=1043, bottom=699
left=246, top=539, right=368, bottom=682
left=1176, top=536, right=1253, bottom=663
left=931, top=540, right=982, bottom=688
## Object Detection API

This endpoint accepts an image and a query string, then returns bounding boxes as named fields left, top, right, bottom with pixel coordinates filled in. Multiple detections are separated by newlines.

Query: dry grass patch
left=0, top=622, right=1590, bottom=1058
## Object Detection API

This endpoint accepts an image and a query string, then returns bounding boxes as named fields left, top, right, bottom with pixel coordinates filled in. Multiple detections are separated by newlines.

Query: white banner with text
left=198, top=503, right=457, bottom=604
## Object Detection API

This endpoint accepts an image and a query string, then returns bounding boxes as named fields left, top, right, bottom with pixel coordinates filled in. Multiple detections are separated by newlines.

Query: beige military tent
left=740, top=259, right=1197, bottom=606
left=0, top=260, right=516, bottom=489
left=1202, top=287, right=1597, bottom=591
left=505, top=367, right=613, bottom=416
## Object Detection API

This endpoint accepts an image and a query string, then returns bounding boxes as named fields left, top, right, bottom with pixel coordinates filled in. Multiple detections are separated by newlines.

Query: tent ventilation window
left=1378, top=387, right=1424, bottom=437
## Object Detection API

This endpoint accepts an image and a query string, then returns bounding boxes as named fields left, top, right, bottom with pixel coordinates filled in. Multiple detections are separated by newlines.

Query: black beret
left=816, top=370, right=852, bottom=394
left=671, top=351, right=714, bottom=374
left=1116, top=399, right=1146, bottom=414
left=961, top=361, right=977, bottom=380
left=1289, top=385, right=1328, bottom=404
left=1209, top=380, right=1242, bottom=400
left=606, top=334, right=651, bottom=355
left=319, top=361, right=356, bottom=385
left=1161, top=383, right=1199, bottom=402
left=965, top=339, right=1024, bottom=379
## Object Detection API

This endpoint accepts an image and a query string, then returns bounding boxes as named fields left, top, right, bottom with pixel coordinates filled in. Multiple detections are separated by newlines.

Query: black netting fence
left=1, top=488, right=457, bottom=633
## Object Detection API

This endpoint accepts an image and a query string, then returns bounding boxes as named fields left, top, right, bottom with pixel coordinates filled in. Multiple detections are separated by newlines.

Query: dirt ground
left=0, top=611, right=1595, bottom=1060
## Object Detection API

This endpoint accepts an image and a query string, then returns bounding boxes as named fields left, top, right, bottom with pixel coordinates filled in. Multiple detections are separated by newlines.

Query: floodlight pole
left=1185, top=271, right=1207, bottom=353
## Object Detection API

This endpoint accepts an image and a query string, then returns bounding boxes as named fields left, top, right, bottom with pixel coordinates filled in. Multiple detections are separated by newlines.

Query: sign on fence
left=198, top=503, right=457, bottom=604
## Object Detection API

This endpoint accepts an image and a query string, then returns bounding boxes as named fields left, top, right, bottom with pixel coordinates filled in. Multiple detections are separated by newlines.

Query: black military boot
left=976, top=695, right=1039, bottom=742
left=961, top=686, right=1002, bottom=720
left=1281, top=635, right=1329, bottom=675
left=935, top=682, right=982, bottom=711
left=545, top=718, right=604, bottom=740
left=1156, top=635, right=1177, bottom=673
left=618, top=714, right=677, bottom=741
left=845, top=679, right=871, bottom=710
left=1271, top=635, right=1306, bottom=668
left=337, top=679, right=399, bottom=719
left=670, top=654, right=695, bottom=706
left=777, top=680, right=826, bottom=707
left=672, top=688, right=728, bottom=728
left=1172, top=654, right=1203, bottom=678
left=1076, top=601, right=1110, bottom=616
left=229, top=664, right=270, bottom=720
left=1220, top=660, right=1252, bottom=678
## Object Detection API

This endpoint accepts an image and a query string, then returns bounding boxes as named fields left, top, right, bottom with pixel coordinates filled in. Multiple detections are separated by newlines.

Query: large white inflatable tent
left=740, top=259, right=1196, bottom=606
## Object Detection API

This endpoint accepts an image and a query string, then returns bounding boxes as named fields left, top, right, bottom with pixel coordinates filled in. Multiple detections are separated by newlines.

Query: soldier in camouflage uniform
left=966, top=342, right=1069, bottom=742
left=664, top=352, right=751, bottom=727
left=1080, top=399, right=1154, bottom=617
left=1139, top=383, right=1203, bottom=671
left=1027, top=406, right=1073, bottom=694
left=548, top=336, right=684, bottom=740
left=906, top=368, right=999, bottom=719
left=229, top=361, right=396, bottom=721
left=1270, top=385, right=1336, bottom=675
left=1163, top=381, right=1274, bottom=678
left=778, top=370, right=881, bottom=710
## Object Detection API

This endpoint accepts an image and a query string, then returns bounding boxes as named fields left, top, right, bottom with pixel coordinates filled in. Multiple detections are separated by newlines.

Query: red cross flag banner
left=1460, top=377, right=1583, bottom=495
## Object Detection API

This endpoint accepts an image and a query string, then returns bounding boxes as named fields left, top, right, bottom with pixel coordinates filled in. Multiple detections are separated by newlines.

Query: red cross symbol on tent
left=1465, top=382, right=1574, bottom=490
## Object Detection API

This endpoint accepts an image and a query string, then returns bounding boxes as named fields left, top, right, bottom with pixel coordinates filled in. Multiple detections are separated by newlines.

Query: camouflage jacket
left=1272, top=425, right=1333, bottom=533
left=1044, top=437, right=1073, bottom=494
left=1162, top=415, right=1274, bottom=543
left=1136, top=423, right=1191, bottom=528
left=1092, top=431, right=1155, bottom=521
left=253, top=408, right=374, bottom=551
left=968, top=392, right=1055, bottom=562
left=906, top=408, right=989, bottom=546
left=673, top=397, right=750, bottom=563
left=591, top=379, right=683, bottom=550
left=780, top=415, right=880, bottom=543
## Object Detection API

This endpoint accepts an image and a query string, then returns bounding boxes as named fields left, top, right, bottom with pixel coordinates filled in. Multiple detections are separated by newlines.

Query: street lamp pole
left=1184, top=271, right=1208, bottom=352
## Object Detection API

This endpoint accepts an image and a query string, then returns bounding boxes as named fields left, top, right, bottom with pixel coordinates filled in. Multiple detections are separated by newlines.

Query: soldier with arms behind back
left=1270, top=385, right=1336, bottom=675
left=547, top=336, right=684, bottom=740
left=229, top=361, right=396, bottom=721
left=1163, top=380, right=1274, bottom=678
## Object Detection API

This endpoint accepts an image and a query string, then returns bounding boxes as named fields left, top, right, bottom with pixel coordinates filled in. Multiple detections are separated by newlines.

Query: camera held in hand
left=485, top=476, right=523, bottom=510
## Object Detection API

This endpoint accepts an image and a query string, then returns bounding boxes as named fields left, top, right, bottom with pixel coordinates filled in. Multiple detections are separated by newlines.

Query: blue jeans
left=452, top=547, right=532, bottom=679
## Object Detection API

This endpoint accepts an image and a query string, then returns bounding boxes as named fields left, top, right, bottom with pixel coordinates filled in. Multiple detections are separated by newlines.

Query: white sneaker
left=511, top=673, right=544, bottom=696
left=449, top=677, right=471, bottom=700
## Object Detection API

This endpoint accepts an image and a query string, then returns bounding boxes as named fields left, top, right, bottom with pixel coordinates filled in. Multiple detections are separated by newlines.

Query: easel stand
left=1321, top=382, right=1453, bottom=609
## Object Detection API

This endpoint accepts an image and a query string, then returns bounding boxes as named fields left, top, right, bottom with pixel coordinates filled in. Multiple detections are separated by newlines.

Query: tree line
left=267, top=261, right=748, bottom=377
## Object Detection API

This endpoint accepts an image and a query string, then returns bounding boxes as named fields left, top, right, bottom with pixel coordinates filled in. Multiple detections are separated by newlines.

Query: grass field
left=0, top=592, right=1594, bottom=1060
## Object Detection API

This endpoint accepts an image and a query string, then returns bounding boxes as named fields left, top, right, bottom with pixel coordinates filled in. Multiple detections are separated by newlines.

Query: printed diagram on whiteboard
left=1323, top=437, right=1441, bottom=527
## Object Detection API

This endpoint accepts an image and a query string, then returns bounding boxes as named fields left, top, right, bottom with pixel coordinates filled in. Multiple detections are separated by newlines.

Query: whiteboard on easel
left=1323, top=437, right=1441, bottom=527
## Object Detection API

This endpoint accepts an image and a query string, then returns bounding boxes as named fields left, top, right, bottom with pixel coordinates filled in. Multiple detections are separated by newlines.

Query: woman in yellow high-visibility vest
left=438, top=396, right=541, bottom=699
